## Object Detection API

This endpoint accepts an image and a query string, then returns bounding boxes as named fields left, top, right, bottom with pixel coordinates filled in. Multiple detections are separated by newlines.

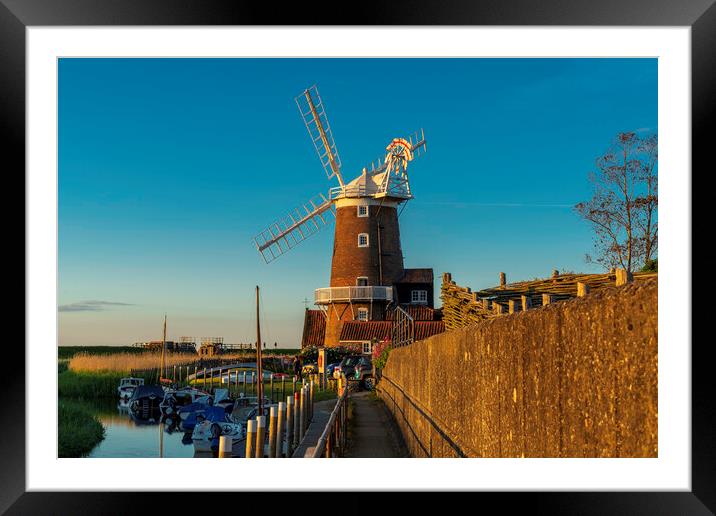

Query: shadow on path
left=345, top=391, right=409, bottom=458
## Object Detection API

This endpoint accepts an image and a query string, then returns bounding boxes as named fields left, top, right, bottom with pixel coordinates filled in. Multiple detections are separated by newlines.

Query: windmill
left=253, top=85, right=427, bottom=346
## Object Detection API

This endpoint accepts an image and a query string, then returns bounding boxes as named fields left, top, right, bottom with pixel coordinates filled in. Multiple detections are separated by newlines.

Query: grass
left=58, top=399, right=105, bottom=457
left=59, top=369, right=155, bottom=398
left=58, top=346, right=145, bottom=359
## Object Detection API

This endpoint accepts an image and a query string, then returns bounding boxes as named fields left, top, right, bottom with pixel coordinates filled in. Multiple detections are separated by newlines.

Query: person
left=293, top=356, right=302, bottom=381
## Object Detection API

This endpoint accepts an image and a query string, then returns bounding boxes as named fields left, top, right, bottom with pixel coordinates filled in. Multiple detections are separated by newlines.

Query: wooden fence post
left=577, top=282, right=590, bottom=297
left=286, top=395, right=294, bottom=457
left=615, top=268, right=634, bottom=286
left=508, top=300, right=517, bottom=314
left=293, top=391, right=300, bottom=449
left=299, top=387, right=306, bottom=441
left=268, top=406, right=278, bottom=458
left=276, top=401, right=285, bottom=458
left=255, top=415, right=265, bottom=458
left=245, top=419, right=256, bottom=459
left=219, top=436, right=232, bottom=458
left=521, top=295, right=531, bottom=311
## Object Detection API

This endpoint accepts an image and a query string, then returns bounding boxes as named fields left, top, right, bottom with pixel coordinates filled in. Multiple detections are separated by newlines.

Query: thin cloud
left=59, top=300, right=135, bottom=312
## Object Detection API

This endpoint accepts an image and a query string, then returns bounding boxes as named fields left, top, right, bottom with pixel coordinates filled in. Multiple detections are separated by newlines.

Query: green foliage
left=299, top=346, right=357, bottom=365
left=58, top=370, right=153, bottom=398
left=58, top=399, right=105, bottom=457
left=641, top=258, right=658, bottom=272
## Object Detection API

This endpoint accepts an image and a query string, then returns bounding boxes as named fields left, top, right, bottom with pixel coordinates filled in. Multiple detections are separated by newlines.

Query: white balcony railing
left=314, top=286, right=393, bottom=305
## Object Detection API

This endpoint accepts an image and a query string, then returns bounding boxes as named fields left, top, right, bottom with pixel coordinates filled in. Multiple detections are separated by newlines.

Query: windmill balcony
left=314, top=286, right=393, bottom=305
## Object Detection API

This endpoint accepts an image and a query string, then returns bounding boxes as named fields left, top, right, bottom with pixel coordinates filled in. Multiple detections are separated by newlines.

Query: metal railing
left=315, top=285, right=393, bottom=304
left=311, top=378, right=349, bottom=458
left=392, top=305, right=415, bottom=347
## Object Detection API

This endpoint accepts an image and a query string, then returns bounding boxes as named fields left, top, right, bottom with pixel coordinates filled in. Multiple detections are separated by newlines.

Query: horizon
left=58, top=57, right=657, bottom=347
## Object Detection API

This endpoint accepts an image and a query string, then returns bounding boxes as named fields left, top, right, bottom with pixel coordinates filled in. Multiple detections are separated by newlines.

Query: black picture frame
left=5, top=0, right=710, bottom=513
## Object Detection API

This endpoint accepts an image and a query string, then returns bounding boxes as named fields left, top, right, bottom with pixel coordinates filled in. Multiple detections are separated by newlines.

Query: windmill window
left=357, top=308, right=368, bottom=321
left=356, top=277, right=369, bottom=286
left=357, top=205, right=369, bottom=217
left=358, top=233, right=369, bottom=247
left=411, top=290, right=428, bottom=304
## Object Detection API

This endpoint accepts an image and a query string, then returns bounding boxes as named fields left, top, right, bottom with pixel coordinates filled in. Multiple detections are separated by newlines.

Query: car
left=353, top=357, right=375, bottom=390
left=325, top=362, right=340, bottom=377
left=333, top=355, right=363, bottom=379
left=302, top=363, right=317, bottom=375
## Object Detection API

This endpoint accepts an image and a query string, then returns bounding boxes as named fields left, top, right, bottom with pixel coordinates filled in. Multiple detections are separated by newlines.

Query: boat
left=128, top=385, right=165, bottom=417
left=176, top=388, right=238, bottom=430
left=159, top=387, right=210, bottom=416
left=191, top=415, right=245, bottom=453
left=191, top=398, right=273, bottom=454
left=117, top=377, right=144, bottom=400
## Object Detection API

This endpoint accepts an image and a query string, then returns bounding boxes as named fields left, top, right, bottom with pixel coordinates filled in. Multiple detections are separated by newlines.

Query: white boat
left=191, top=418, right=245, bottom=453
left=117, top=377, right=144, bottom=400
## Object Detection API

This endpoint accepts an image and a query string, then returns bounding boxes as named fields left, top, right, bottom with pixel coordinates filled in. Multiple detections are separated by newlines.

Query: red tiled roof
left=301, top=309, right=326, bottom=348
left=386, top=305, right=442, bottom=321
left=397, top=268, right=434, bottom=284
left=339, top=320, right=445, bottom=342
left=339, top=321, right=392, bottom=342
left=415, top=321, right=445, bottom=340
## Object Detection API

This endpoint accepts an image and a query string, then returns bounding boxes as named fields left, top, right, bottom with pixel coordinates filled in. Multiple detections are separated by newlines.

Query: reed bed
left=69, top=351, right=198, bottom=374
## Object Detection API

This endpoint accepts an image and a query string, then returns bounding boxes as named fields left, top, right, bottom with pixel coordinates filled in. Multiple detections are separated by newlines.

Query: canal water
left=87, top=400, right=199, bottom=458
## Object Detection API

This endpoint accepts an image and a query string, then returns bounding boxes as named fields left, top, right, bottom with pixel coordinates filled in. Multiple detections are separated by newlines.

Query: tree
left=575, top=132, right=658, bottom=272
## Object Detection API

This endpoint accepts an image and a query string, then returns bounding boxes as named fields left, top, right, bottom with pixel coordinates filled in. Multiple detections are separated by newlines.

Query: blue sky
left=58, top=58, right=657, bottom=347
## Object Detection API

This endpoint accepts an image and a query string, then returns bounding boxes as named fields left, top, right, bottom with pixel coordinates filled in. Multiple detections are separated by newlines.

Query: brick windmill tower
left=253, top=86, right=427, bottom=347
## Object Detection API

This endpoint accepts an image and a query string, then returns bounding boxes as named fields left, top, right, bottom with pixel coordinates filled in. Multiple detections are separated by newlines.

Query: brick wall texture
left=377, top=278, right=658, bottom=458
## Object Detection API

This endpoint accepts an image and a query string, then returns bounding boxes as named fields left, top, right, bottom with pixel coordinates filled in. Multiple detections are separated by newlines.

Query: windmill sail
left=253, top=192, right=335, bottom=263
left=296, top=86, right=344, bottom=187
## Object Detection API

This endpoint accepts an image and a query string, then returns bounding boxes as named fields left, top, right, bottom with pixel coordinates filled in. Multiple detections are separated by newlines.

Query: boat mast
left=161, top=314, right=167, bottom=381
left=256, top=286, right=263, bottom=414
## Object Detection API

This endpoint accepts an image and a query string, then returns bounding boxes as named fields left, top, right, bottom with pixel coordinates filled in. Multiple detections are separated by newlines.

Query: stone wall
left=377, top=278, right=657, bottom=457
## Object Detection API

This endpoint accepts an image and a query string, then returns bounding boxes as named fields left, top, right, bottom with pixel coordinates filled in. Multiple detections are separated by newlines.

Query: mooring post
left=245, top=419, right=256, bottom=459
left=285, top=395, right=294, bottom=457
left=276, top=401, right=285, bottom=458
left=268, top=406, right=278, bottom=458
left=251, top=371, right=255, bottom=396
left=310, top=380, right=315, bottom=421
left=293, top=376, right=297, bottom=396
left=219, top=436, right=232, bottom=458
left=255, top=415, right=266, bottom=458
left=282, top=376, right=285, bottom=401
left=203, top=368, right=208, bottom=390
left=577, top=282, right=590, bottom=297
left=293, top=391, right=300, bottom=449
left=270, top=374, right=274, bottom=403
left=298, top=387, right=306, bottom=442
left=242, top=371, right=247, bottom=396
